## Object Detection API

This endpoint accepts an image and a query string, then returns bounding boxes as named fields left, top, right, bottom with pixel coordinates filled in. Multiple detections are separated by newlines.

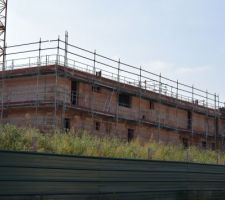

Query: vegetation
left=0, top=124, right=225, bottom=165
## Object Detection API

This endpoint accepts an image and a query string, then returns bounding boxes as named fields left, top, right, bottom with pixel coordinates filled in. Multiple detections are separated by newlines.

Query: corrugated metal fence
left=1, top=151, right=225, bottom=199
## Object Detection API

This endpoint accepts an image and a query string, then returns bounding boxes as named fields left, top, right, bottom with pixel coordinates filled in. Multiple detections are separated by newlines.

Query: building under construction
left=1, top=34, right=225, bottom=150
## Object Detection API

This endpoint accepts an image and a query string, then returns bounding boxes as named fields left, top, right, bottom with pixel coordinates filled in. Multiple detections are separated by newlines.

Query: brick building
left=1, top=37, right=225, bottom=149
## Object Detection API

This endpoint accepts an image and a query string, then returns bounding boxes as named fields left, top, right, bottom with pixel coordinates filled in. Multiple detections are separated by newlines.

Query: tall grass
left=0, top=124, right=225, bottom=165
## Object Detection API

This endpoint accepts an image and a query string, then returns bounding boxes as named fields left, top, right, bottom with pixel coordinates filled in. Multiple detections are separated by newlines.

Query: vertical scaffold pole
left=36, top=38, right=41, bottom=128
left=175, top=80, right=178, bottom=134
left=54, top=36, right=60, bottom=129
left=38, top=38, right=41, bottom=66
left=206, top=90, right=209, bottom=145
left=116, top=59, right=120, bottom=134
left=217, top=95, right=220, bottom=149
left=191, top=85, right=194, bottom=145
left=214, top=93, right=217, bottom=149
left=62, top=32, right=68, bottom=130
left=64, top=31, right=68, bottom=67
left=93, top=50, right=96, bottom=75
left=157, top=73, right=162, bottom=143
left=139, top=66, right=142, bottom=126
left=0, top=0, right=8, bottom=122
left=91, top=49, right=97, bottom=133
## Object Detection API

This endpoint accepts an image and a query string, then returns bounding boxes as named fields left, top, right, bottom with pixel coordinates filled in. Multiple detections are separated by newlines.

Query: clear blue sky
left=7, top=0, right=225, bottom=100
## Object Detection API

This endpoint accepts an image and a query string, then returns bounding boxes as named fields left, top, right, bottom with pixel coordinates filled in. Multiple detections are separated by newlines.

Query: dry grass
left=0, top=124, right=224, bottom=165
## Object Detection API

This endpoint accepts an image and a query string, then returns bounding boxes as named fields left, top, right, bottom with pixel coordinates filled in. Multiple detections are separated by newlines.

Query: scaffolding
left=0, top=33, right=225, bottom=147
left=0, top=0, right=7, bottom=121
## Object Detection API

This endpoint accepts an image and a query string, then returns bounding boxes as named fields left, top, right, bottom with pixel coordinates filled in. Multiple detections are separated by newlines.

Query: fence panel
left=1, top=151, right=225, bottom=199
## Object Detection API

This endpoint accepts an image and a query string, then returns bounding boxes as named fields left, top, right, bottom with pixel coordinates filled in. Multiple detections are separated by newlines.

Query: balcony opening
left=119, top=93, right=131, bottom=108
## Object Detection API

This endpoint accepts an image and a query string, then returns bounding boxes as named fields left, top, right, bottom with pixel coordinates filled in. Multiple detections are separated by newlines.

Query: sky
left=7, top=0, right=225, bottom=101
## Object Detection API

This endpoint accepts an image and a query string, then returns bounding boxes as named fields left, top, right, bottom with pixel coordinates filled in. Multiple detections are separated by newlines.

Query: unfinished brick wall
left=1, top=75, right=71, bottom=105
left=1, top=65, right=224, bottom=149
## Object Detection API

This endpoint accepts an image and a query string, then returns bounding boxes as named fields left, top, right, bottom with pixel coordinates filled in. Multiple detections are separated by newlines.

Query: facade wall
left=1, top=75, right=71, bottom=104
left=1, top=67, right=225, bottom=150
left=4, top=108, right=59, bottom=131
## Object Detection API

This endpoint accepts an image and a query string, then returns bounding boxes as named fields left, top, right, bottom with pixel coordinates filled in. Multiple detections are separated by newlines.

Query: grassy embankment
left=0, top=124, right=224, bottom=165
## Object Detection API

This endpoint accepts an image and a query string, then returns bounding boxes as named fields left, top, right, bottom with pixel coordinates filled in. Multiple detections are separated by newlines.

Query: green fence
left=1, top=151, right=225, bottom=199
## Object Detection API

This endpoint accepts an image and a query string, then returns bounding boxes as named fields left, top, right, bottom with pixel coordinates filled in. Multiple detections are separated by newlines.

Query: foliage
left=0, top=125, right=225, bottom=165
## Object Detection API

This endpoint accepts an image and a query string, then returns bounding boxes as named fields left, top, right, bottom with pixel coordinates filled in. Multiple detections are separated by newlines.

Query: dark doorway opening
left=211, top=143, right=216, bottom=151
left=128, top=129, right=134, bottom=142
left=182, top=138, right=189, bottom=149
left=71, top=81, right=77, bottom=105
left=95, top=121, right=101, bottom=131
left=149, top=101, right=154, bottom=110
left=64, top=118, right=70, bottom=131
left=187, top=111, right=192, bottom=130
left=216, top=117, right=219, bottom=136
left=202, top=141, right=207, bottom=149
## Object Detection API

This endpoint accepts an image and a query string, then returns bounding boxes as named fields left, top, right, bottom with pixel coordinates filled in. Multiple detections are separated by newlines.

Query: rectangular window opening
left=119, top=93, right=131, bottom=108
left=128, top=129, right=134, bottom=142
left=216, top=118, right=219, bottom=135
left=149, top=101, right=154, bottom=110
left=182, top=138, right=189, bottom=149
left=71, top=81, right=77, bottom=105
left=95, top=121, right=101, bottom=131
left=92, top=85, right=101, bottom=93
left=187, top=111, right=192, bottom=130
left=64, top=118, right=70, bottom=131
left=105, top=122, right=111, bottom=134
left=211, top=143, right=216, bottom=151
left=202, top=141, right=207, bottom=149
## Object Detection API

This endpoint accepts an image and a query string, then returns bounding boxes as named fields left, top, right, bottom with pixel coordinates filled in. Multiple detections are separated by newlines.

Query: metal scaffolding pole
left=138, top=66, right=142, bottom=135
left=91, top=49, right=97, bottom=133
left=217, top=95, right=220, bottom=149
left=0, top=0, right=8, bottom=122
left=191, top=85, right=194, bottom=145
left=158, top=73, right=162, bottom=143
left=53, top=36, right=60, bottom=130
left=62, top=32, right=69, bottom=130
left=35, top=38, right=42, bottom=127
left=175, top=80, right=179, bottom=135
left=116, top=59, right=120, bottom=134
left=206, top=90, right=209, bottom=146
left=64, top=31, right=68, bottom=67
left=214, top=93, right=217, bottom=149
